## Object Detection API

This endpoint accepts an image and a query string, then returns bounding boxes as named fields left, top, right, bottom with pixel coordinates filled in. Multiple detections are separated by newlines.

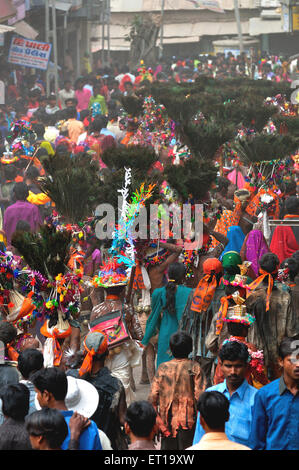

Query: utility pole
left=51, top=0, right=59, bottom=99
left=159, top=0, right=165, bottom=60
left=45, top=0, right=50, bottom=95
left=234, top=0, right=244, bottom=54
left=101, top=0, right=111, bottom=67
left=101, top=0, right=105, bottom=65
left=107, top=0, right=111, bottom=65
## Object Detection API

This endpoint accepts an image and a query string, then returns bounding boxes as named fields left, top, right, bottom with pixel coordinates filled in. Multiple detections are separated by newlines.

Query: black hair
left=75, top=78, right=84, bottom=89
left=41, top=112, right=54, bottom=126
left=125, top=401, right=157, bottom=438
left=15, top=219, right=31, bottom=232
left=105, top=285, right=125, bottom=296
left=223, top=264, right=240, bottom=280
left=259, top=252, right=279, bottom=276
left=13, top=182, right=29, bottom=201
left=197, top=391, right=229, bottom=429
left=217, top=176, right=229, bottom=192
left=100, top=115, right=109, bottom=128
left=4, top=164, right=18, bottom=180
left=31, top=123, right=45, bottom=139
left=165, top=262, right=186, bottom=315
left=0, top=320, right=17, bottom=346
left=80, top=109, right=90, bottom=121
left=0, top=383, right=29, bottom=421
left=15, top=157, right=28, bottom=170
left=281, top=258, right=299, bottom=283
left=25, top=408, right=68, bottom=449
left=56, top=143, right=70, bottom=156
left=90, top=116, right=103, bottom=133
left=25, top=165, right=40, bottom=180
left=65, top=97, right=78, bottom=106
left=278, top=337, right=299, bottom=360
left=35, top=147, right=49, bottom=160
left=169, top=331, right=192, bottom=359
left=218, top=340, right=249, bottom=364
left=227, top=322, right=249, bottom=337
left=17, top=349, right=44, bottom=380
left=93, top=83, right=102, bottom=94
left=31, top=367, right=68, bottom=402
left=66, top=106, right=78, bottom=120
left=285, top=196, right=299, bottom=215
left=283, top=180, right=297, bottom=196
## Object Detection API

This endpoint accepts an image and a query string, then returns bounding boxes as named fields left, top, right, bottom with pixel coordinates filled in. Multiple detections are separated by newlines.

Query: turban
left=191, top=258, right=223, bottom=313
left=222, top=251, right=243, bottom=282
left=79, top=331, right=108, bottom=377
left=248, top=268, right=278, bottom=311
left=40, top=319, right=71, bottom=367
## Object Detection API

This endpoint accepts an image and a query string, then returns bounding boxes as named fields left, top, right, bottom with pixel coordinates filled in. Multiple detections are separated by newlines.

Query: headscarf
left=190, top=258, right=223, bottom=313
left=79, top=331, right=108, bottom=377
left=210, top=203, right=242, bottom=249
left=220, top=225, right=245, bottom=259
left=243, top=230, right=269, bottom=277
left=248, top=267, right=278, bottom=311
left=221, top=251, right=243, bottom=282
left=270, top=215, right=299, bottom=264
left=40, top=319, right=72, bottom=367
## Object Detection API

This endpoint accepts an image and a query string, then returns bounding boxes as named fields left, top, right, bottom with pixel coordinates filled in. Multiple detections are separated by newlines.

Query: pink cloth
left=245, top=230, right=269, bottom=277
left=227, top=169, right=246, bottom=189
left=4, top=200, right=43, bottom=244
left=75, top=88, right=91, bottom=111
left=84, top=248, right=102, bottom=276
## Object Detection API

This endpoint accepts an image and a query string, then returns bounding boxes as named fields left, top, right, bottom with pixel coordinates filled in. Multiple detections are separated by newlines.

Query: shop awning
left=55, top=1, right=72, bottom=11
left=13, top=20, right=39, bottom=39
left=0, top=0, right=17, bottom=22
left=0, top=24, right=15, bottom=33
left=249, top=17, right=284, bottom=36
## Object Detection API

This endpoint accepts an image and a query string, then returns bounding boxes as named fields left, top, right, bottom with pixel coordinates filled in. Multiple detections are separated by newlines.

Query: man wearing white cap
left=69, top=330, right=128, bottom=450
left=31, top=367, right=102, bottom=450
left=35, top=373, right=112, bottom=450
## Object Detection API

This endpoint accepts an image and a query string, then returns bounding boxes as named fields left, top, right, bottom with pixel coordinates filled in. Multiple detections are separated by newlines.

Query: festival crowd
left=0, top=51, right=298, bottom=452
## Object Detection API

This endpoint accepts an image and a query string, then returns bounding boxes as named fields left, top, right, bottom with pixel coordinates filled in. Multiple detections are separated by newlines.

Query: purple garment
left=3, top=200, right=43, bottom=245
left=84, top=248, right=102, bottom=276
left=245, top=230, right=269, bottom=277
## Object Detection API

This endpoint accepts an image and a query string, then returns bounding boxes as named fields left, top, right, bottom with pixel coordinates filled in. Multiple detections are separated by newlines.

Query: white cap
left=35, top=376, right=99, bottom=418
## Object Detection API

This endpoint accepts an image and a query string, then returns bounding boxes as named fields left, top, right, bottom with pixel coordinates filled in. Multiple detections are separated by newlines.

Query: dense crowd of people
left=0, top=51, right=298, bottom=453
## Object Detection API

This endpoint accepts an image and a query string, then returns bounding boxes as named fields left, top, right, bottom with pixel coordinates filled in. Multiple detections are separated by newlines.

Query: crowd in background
left=0, top=50, right=297, bottom=453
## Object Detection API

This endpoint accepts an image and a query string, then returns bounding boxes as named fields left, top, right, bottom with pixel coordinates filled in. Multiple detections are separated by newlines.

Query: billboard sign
left=8, top=36, right=52, bottom=70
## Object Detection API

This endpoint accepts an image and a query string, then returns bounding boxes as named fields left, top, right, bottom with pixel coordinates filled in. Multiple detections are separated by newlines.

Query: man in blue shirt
left=193, top=341, right=257, bottom=448
left=249, top=336, right=299, bottom=450
left=31, top=367, right=102, bottom=450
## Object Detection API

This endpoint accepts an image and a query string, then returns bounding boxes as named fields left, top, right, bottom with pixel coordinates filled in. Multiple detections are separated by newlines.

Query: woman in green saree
left=142, top=263, right=192, bottom=368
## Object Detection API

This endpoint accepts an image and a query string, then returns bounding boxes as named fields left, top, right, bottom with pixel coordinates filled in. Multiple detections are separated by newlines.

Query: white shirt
left=58, top=88, right=75, bottom=108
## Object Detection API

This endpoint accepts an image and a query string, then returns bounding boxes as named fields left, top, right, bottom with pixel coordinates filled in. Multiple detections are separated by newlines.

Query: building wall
left=91, top=7, right=259, bottom=53
left=110, top=0, right=257, bottom=12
